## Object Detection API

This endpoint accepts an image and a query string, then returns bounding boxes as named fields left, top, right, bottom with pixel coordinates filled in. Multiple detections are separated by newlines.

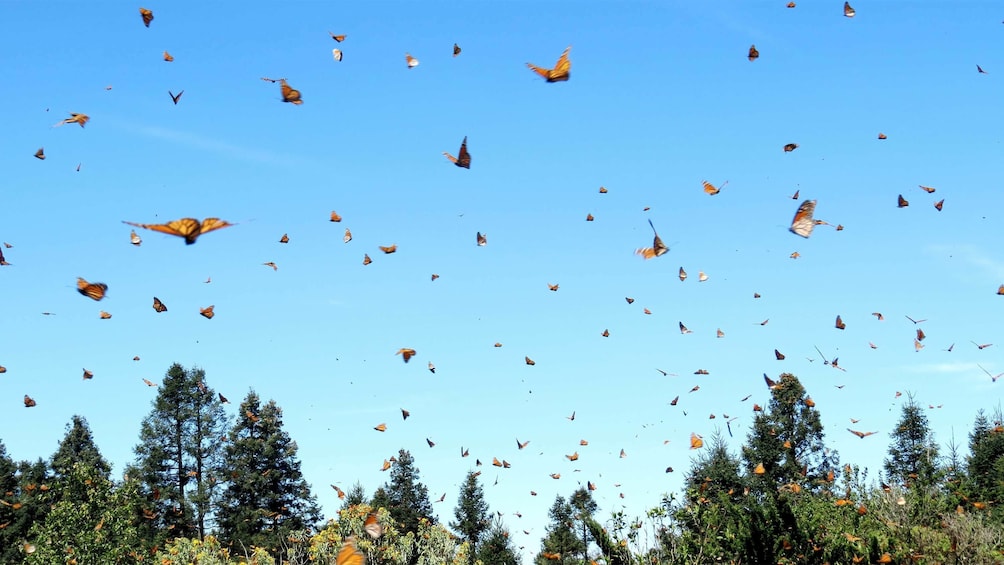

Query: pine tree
left=568, top=487, right=597, bottom=561
left=451, top=470, right=490, bottom=560
left=378, top=449, right=434, bottom=535
left=51, top=415, right=112, bottom=505
left=476, top=515, right=521, bottom=565
left=131, top=363, right=228, bottom=540
left=884, top=394, right=940, bottom=488
left=966, top=407, right=1004, bottom=517
left=0, top=440, right=20, bottom=564
left=536, top=495, right=584, bottom=565
left=341, top=481, right=367, bottom=509
left=216, top=390, right=322, bottom=556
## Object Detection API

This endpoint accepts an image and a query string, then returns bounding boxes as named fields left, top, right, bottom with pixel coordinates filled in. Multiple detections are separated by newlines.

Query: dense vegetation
left=2, top=365, right=1002, bottom=564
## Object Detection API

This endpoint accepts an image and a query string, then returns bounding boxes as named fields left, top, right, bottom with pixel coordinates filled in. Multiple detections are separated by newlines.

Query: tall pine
left=216, top=390, right=321, bottom=555
left=451, top=470, right=490, bottom=560
left=536, top=495, right=584, bottom=565
left=131, top=363, right=228, bottom=540
left=884, top=394, right=940, bottom=488
left=378, top=448, right=434, bottom=535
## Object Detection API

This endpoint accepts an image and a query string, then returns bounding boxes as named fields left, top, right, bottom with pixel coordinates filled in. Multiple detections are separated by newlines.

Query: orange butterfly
left=405, top=53, right=419, bottom=68
left=55, top=113, right=89, bottom=128
left=548, top=283, right=559, bottom=291
left=783, top=143, right=798, bottom=152
left=77, top=278, right=108, bottom=301
left=34, top=147, right=44, bottom=160
left=427, top=438, right=435, bottom=447
left=396, top=348, right=416, bottom=362
left=748, top=45, right=759, bottom=62
left=843, top=2, right=855, bottom=17
left=362, top=254, right=372, bottom=265
left=443, top=136, right=471, bottom=169
left=83, top=368, right=94, bottom=380
left=566, top=452, right=579, bottom=461
left=364, top=511, right=382, bottom=538
left=379, top=244, right=397, bottom=254
left=599, top=186, right=608, bottom=193
left=401, top=408, right=410, bottom=420
left=139, top=7, right=154, bottom=27
left=169, top=90, right=183, bottom=105
left=99, top=311, right=112, bottom=319
left=601, top=329, right=609, bottom=337
left=898, top=194, right=909, bottom=207
left=200, top=305, right=215, bottom=319
left=847, top=429, right=877, bottom=439
left=123, top=218, right=233, bottom=245
left=517, top=438, right=530, bottom=450
left=329, top=32, right=346, bottom=42
left=143, top=378, right=156, bottom=387
left=152, top=297, right=167, bottom=313
left=775, top=349, right=785, bottom=360
left=878, top=132, right=887, bottom=139
left=679, top=267, right=687, bottom=281
left=934, top=199, right=944, bottom=211
left=336, top=537, right=364, bottom=565
left=374, top=423, right=387, bottom=432
left=636, top=219, right=668, bottom=259
left=690, top=433, right=704, bottom=449
left=525, top=356, right=535, bottom=366
left=24, top=395, right=36, bottom=408
left=703, top=180, right=728, bottom=195
left=789, top=199, right=817, bottom=238
left=477, top=232, right=487, bottom=246
left=585, top=213, right=594, bottom=221
left=163, top=50, right=174, bottom=62
left=453, top=43, right=462, bottom=57
left=835, top=315, right=846, bottom=330
left=625, top=297, right=635, bottom=304
left=528, top=46, right=571, bottom=82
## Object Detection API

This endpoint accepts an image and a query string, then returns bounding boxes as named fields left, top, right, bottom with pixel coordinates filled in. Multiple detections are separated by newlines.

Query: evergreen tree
left=341, top=480, right=367, bottom=509
left=51, top=415, right=111, bottom=480
left=378, top=449, right=434, bottom=535
left=476, top=515, right=520, bottom=565
left=0, top=440, right=20, bottom=564
left=569, top=487, right=597, bottom=561
left=884, top=394, right=940, bottom=488
left=216, top=390, right=322, bottom=556
left=536, top=495, right=584, bottom=565
left=451, top=470, right=490, bottom=560
left=131, top=363, right=228, bottom=540
left=966, top=407, right=1004, bottom=517
left=11, top=458, right=53, bottom=553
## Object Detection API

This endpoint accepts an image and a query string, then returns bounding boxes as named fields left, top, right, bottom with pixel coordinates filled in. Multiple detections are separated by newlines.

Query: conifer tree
left=0, top=441, right=20, bottom=563
left=884, top=395, right=940, bottom=487
left=216, top=390, right=322, bottom=556
left=451, top=470, right=490, bottom=560
left=341, top=480, right=367, bottom=509
left=378, top=449, right=434, bottom=535
left=477, top=515, right=521, bottom=565
left=536, top=495, right=584, bottom=565
left=51, top=415, right=112, bottom=505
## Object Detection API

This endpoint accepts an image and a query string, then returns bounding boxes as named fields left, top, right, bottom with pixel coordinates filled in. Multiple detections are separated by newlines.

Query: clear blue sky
left=1, top=0, right=1003, bottom=560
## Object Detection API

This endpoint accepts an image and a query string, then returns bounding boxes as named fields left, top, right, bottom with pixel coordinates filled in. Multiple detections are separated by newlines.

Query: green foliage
left=51, top=415, right=111, bottom=484
left=451, top=470, right=490, bottom=559
left=0, top=441, right=22, bottom=564
left=536, top=495, right=584, bottom=565
left=132, top=363, right=229, bottom=541
left=216, top=390, right=322, bottom=557
left=966, top=407, right=1004, bottom=521
left=378, top=449, right=435, bottom=536
left=476, top=515, right=520, bottom=565
left=342, top=480, right=367, bottom=509
left=884, top=394, right=941, bottom=488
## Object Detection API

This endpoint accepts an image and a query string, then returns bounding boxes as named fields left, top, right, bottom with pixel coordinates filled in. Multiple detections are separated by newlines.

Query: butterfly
left=99, top=311, right=112, bottom=319
left=978, top=364, right=1003, bottom=383
left=428, top=361, right=435, bottom=373
left=978, top=64, right=988, bottom=74
left=998, top=285, right=1004, bottom=295
left=934, top=199, right=944, bottom=211
left=835, top=315, right=846, bottom=330
left=775, top=349, right=785, bottom=360
left=787, top=2, right=796, bottom=7
left=443, top=137, right=472, bottom=169
left=400, top=408, right=411, bottom=420
left=77, top=278, right=108, bottom=301
left=477, top=232, right=487, bottom=246
left=123, top=218, right=234, bottom=245
left=330, top=211, right=343, bottom=222
left=525, top=356, right=535, bottom=366
left=678, top=267, right=687, bottom=281
left=517, top=438, right=530, bottom=450
left=405, top=53, right=419, bottom=68
left=142, top=378, right=156, bottom=387
left=601, top=329, right=609, bottom=337
left=426, top=438, right=435, bottom=447
left=748, top=45, right=759, bottom=61
left=139, top=7, right=154, bottom=27
left=916, top=328, right=926, bottom=341
left=847, top=429, right=877, bottom=439
left=566, top=452, right=579, bottom=461
left=783, top=143, right=799, bottom=152
left=279, top=80, right=302, bottom=104
left=55, top=113, right=89, bottom=128
left=395, top=348, right=417, bottom=363
left=374, top=423, right=387, bottom=432
left=453, top=43, right=462, bottom=56
left=332, top=49, right=343, bottom=62
left=528, top=46, right=571, bottom=82
left=702, top=180, right=728, bottom=195
left=972, top=341, right=993, bottom=350
left=625, top=297, right=635, bottom=304
left=200, top=305, right=215, bottom=319
left=789, top=199, right=817, bottom=238
left=329, top=33, right=346, bottom=42
left=897, top=194, right=909, bottom=207
left=129, top=230, right=142, bottom=246
left=24, top=395, right=36, bottom=408
left=599, top=186, right=608, bottom=193
left=263, top=262, right=278, bottom=271
left=690, top=433, right=704, bottom=449
left=34, top=148, right=45, bottom=160
left=699, top=272, right=709, bottom=282
left=567, top=410, right=576, bottom=420
left=548, top=283, right=559, bottom=291
left=218, top=393, right=230, bottom=404
left=169, top=90, right=183, bottom=105
left=878, top=132, right=887, bottom=139
left=279, top=233, right=289, bottom=244
left=636, top=219, right=668, bottom=259
left=163, top=51, right=174, bottom=62
left=379, top=244, right=397, bottom=254
left=550, top=473, right=561, bottom=479
left=82, top=368, right=94, bottom=380
left=843, top=2, right=855, bottom=17
left=336, top=537, right=364, bottom=565
left=679, top=322, right=692, bottom=334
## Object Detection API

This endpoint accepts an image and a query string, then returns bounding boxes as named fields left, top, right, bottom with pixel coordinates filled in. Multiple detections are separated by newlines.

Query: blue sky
left=2, top=0, right=1003, bottom=559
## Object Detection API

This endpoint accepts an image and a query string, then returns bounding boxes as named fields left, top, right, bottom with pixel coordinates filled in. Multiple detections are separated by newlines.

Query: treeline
left=1, top=366, right=1003, bottom=564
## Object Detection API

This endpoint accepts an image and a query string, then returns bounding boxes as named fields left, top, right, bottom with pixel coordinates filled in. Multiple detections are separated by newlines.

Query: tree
left=536, top=495, right=584, bottom=565
left=965, top=407, right=1004, bottom=518
left=476, top=515, right=521, bottom=565
left=51, top=415, right=111, bottom=481
left=216, top=390, right=322, bottom=556
left=0, top=440, right=21, bottom=564
left=341, top=481, right=367, bottom=509
left=378, top=449, right=434, bottom=535
left=884, top=394, right=940, bottom=488
left=451, top=470, right=490, bottom=560
left=568, top=487, right=597, bottom=561
left=131, top=363, right=228, bottom=540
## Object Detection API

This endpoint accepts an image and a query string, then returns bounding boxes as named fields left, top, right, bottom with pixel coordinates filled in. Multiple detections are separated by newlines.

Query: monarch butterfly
left=280, top=80, right=303, bottom=104
left=77, top=278, right=108, bottom=301
left=790, top=251, right=800, bottom=259
left=401, top=408, right=410, bottom=420
left=977, top=64, right=988, bottom=74
left=396, top=348, right=416, bottom=362
left=789, top=199, right=817, bottom=238
left=200, top=305, right=215, bottom=319
left=550, top=473, right=561, bottom=479
left=379, top=244, right=397, bottom=254
left=679, top=322, right=692, bottom=334
left=364, top=511, right=383, bottom=538
left=129, top=230, right=142, bottom=246
left=142, top=378, right=156, bottom=387
left=897, top=194, right=909, bottom=208
left=625, top=297, right=634, bottom=304
left=332, top=49, right=343, bottom=62
left=548, top=283, right=559, bottom=291
left=443, top=136, right=471, bottom=168
left=783, top=143, right=798, bottom=152
left=843, top=2, right=855, bottom=17
left=619, top=448, right=627, bottom=458
left=916, top=328, right=926, bottom=342
left=702, top=180, right=728, bottom=195
left=329, top=32, right=346, bottom=42
left=601, top=329, right=609, bottom=337
left=430, top=274, right=439, bottom=282
left=99, top=311, right=112, bottom=319
left=791, top=189, right=799, bottom=199
left=586, top=213, right=594, bottom=221
left=139, top=7, right=154, bottom=27
left=123, top=218, right=233, bottom=245
left=716, top=328, right=725, bottom=338
left=152, top=297, right=167, bottom=313
left=525, top=356, right=535, bottom=366
left=919, top=185, right=936, bottom=193
left=690, top=433, right=704, bottom=449
left=566, top=452, right=579, bottom=461
left=363, top=253, right=371, bottom=265
left=163, top=50, right=174, bottom=62
left=775, top=349, right=785, bottom=360
left=878, top=132, right=887, bottom=139
left=263, top=262, right=278, bottom=271
left=477, top=232, right=487, bottom=246
left=787, top=2, right=796, bottom=7
left=24, top=395, right=36, bottom=408
left=636, top=219, right=668, bottom=259
left=405, top=53, right=419, bottom=68
left=83, top=368, right=94, bottom=380
left=336, top=537, right=364, bottom=565
left=55, top=113, right=89, bottom=128
left=847, top=429, right=877, bottom=439
left=279, top=233, right=289, bottom=243
left=494, top=342, right=502, bottom=347
left=679, top=267, right=687, bottom=281
left=169, top=90, right=183, bottom=105
left=34, top=148, right=45, bottom=160
left=0, top=365, right=5, bottom=373
left=699, top=271, right=709, bottom=282
left=748, top=45, right=759, bottom=61
left=835, top=315, right=846, bottom=330
left=754, top=463, right=766, bottom=474
left=374, top=423, right=387, bottom=432
left=344, top=228, right=352, bottom=243
left=330, top=211, right=343, bottom=222
left=528, top=46, right=571, bottom=82
left=599, top=186, right=608, bottom=193
left=219, top=393, right=230, bottom=403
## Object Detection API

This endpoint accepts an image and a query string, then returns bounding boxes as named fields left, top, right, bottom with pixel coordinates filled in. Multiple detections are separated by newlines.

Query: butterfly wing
left=336, top=538, right=365, bottom=565
left=364, top=512, right=382, bottom=539
left=198, top=218, right=235, bottom=238
left=549, top=46, right=571, bottom=81
left=280, top=81, right=303, bottom=104
left=789, top=200, right=817, bottom=238
left=456, top=137, right=471, bottom=168
left=702, top=180, right=719, bottom=195
left=153, top=297, right=168, bottom=313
